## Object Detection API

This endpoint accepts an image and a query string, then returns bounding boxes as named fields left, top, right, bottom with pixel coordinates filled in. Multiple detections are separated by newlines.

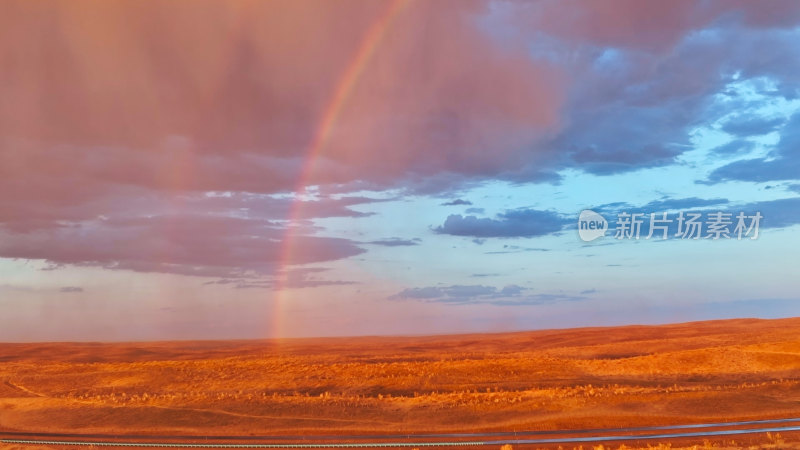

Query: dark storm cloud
left=434, top=209, right=569, bottom=238
left=707, top=111, right=800, bottom=183
left=588, top=196, right=800, bottom=240
left=721, top=115, right=786, bottom=136
left=537, top=10, right=800, bottom=178
left=365, top=237, right=422, bottom=247
left=441, top=199, right=473, bottom=206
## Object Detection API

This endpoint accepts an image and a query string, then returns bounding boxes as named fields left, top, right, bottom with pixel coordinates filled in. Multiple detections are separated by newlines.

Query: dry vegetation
left=1, top=317, right=800, bottom=446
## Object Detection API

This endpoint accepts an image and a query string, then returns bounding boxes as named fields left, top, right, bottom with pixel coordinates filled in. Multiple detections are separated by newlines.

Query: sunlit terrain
left=3, top=2, right=800, bottom=449
left=2, top=317, right=800, bottom=440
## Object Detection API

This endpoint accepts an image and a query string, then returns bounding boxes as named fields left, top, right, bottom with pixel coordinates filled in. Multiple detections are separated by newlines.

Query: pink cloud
left=0, top=0, right=567, bottom=277
left=0, top=0, right=563, bottom=185
left=0, top=214, right=363, bottom=278
left=510, top=0, right=800, bottom=52
left=2, top=0, right=799, bottom=280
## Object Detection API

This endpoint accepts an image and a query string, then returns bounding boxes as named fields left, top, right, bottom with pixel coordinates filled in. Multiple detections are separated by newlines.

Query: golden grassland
left=1, top=317, right=800, bottom=446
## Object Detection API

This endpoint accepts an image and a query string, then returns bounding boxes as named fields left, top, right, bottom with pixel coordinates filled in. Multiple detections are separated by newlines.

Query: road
left=2, top=418, right=800, bottom=448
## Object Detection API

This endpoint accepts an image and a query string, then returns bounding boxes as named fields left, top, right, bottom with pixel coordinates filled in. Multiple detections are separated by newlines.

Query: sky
left=1, top=0, right=800, bottom=341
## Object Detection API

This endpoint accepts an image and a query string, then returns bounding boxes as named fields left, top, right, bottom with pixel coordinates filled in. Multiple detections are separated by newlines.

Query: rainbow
left=271, top=0, right=411, bottom=338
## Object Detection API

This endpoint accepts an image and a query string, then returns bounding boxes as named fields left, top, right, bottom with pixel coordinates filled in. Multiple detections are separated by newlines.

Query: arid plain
left=2, top=317, right=800, bottom=446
